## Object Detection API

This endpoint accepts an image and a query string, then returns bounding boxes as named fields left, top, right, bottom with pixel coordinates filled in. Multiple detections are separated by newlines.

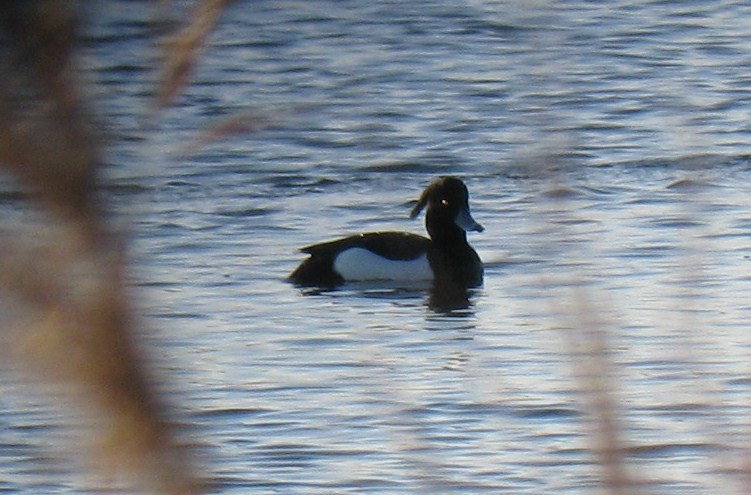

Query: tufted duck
left=289, top=176, right=484, bottom=288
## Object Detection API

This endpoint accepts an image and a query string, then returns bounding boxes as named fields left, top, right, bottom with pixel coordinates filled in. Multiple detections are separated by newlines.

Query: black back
left=290, top=232, right=430, bottom=287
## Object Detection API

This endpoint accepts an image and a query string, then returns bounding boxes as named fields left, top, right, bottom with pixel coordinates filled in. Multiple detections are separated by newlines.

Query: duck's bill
left=455, top=207, right=484, bottom=232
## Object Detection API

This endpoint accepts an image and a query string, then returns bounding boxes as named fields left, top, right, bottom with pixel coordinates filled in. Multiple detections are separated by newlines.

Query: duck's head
left=410, top=176, right=483, bottom=240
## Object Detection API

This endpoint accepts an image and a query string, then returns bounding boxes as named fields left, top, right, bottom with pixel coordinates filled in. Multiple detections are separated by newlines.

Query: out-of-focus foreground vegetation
left=0, top=1, right=234, bottom=493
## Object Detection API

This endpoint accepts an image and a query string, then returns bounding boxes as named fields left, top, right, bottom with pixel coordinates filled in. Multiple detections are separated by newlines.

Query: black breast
left=427, top=244, right=483, bottom=288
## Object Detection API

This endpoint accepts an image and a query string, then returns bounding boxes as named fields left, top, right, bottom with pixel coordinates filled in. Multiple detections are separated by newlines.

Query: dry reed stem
left=536, top=174, right=637, bottom=494
left=0, top=2, right=99, bottom=228
left=0, top=2, right=202, bottom=493
left=178, top=111, right=273, bottom=155
left=567, top=293, right=634, bottom=495
left=155, top=0, right=236, bottom=112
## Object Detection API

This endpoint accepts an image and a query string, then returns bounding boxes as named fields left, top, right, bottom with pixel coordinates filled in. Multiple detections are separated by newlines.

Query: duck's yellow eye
left=441, top=199, right=449, bottom=207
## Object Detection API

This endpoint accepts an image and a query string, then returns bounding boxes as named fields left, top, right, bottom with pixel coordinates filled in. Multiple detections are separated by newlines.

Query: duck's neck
left=426, top=215, right=468, bottom=250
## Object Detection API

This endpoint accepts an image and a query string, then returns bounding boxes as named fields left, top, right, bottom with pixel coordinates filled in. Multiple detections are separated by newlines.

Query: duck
left=289, top=176, right=484, bottom=289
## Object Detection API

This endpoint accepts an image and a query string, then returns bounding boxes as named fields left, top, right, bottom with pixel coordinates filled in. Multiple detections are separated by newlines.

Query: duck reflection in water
left=289, top=176, right=484, bottom=312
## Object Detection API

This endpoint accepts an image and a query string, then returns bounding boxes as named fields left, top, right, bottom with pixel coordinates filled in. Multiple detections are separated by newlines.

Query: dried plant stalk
left=568, top=294, right=633, bottom=495
left=0, top=2, right=99, bottom=227
left=0, top=2, right=202, bottom=493
left=155, top=0, right=236, bottom=111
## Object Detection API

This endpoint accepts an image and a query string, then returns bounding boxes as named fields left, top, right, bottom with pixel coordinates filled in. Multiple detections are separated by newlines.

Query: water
left=2, top=0, right=751, bottom=493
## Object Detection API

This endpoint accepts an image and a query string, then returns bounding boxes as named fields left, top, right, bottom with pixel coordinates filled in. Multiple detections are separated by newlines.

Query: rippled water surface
left=3, top=1, right=751, bottom=494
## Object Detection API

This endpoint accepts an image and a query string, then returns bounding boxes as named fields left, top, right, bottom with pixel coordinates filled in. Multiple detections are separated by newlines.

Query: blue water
left=2, top=1, right=751, bottom=493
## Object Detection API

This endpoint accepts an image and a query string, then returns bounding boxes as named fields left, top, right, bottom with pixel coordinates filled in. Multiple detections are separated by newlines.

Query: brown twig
left=0, top=2, right=203, bottom=493
left=154, top=0, right=236, bottom=112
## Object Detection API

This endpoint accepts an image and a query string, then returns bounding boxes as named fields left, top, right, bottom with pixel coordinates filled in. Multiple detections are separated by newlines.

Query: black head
left=410, top=176, right=483, bottom=241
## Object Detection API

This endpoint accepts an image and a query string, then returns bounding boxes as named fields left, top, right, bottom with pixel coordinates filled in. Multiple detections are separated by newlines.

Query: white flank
left=333, top=248, right=432, bottom=281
